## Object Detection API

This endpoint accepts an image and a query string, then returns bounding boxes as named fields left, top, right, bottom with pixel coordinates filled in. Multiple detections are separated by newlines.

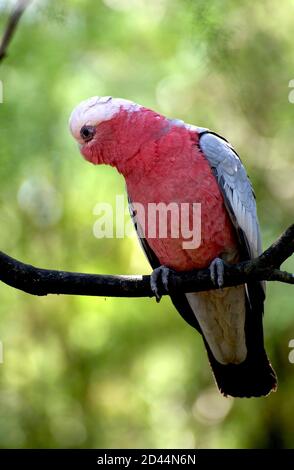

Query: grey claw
left=150, top=269, right=162, bottom=302
left=209, top=257, right=225, bottom=288
left=150, top=266, right=171, bottom=302
left=161, top=267, right=170, bottom=292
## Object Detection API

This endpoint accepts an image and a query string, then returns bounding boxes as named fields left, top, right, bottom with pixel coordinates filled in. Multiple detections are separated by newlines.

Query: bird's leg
left=209, top=257, right=225, bottom=288
left=150, top=265, right=172, bottom=302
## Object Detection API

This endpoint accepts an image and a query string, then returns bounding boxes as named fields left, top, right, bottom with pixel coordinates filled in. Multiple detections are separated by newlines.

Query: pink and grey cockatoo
left=69, top=96, right=277, bottom=398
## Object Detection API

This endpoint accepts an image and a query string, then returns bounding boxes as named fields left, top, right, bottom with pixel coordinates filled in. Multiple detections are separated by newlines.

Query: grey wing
left=199, top=132, right=262, bottom=261
left=127, top=193, right=160, bottom=269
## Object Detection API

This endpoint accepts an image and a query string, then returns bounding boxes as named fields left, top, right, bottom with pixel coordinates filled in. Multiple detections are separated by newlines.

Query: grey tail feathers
left=170, top=281, right=277, bottom=398
left=204, top=281, right=277, bottom=398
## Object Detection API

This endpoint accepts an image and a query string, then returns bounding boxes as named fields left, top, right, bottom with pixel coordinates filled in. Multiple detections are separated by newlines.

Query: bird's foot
left=209, top=257, right=225, bottom=288
left=150, top=265, right=172, bottom=302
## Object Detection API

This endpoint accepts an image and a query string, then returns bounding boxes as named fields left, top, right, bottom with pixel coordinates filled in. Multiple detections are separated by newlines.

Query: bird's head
left=69, top=96, right=143, bottom=168
left=69, top=96, right=169, bottom=176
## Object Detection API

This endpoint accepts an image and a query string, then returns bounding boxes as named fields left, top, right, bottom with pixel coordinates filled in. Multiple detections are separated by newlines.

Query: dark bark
left=0, top=0, right=31, bottom=63
left=0, top=225, right=293, bottom=299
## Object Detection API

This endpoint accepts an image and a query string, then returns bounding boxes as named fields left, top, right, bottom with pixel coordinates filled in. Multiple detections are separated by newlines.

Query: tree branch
left=0, top=224, right=293, bottom=299
left=0, top=0, right=31, bottom=63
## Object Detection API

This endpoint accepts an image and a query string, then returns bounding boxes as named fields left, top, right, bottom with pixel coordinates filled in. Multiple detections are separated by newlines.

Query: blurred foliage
left=0, top=0, right=293, bottom=449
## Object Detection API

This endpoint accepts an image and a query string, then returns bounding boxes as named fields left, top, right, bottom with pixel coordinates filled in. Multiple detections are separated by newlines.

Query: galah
left=69, top=96, right=277, bottom=398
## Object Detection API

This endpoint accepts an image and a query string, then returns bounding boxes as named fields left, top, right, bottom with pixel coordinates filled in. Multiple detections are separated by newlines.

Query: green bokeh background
left=0, top=0, right=293, bottom=448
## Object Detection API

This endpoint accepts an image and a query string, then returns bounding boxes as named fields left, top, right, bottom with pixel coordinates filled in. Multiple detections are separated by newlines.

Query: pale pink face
left=69, top=96, right=141, bottom=164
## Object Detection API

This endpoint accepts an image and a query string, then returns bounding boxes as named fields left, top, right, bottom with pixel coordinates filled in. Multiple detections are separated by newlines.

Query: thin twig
left=0, top=224, right=293, bottom=298
left=0, top=0, right=31, bottom=63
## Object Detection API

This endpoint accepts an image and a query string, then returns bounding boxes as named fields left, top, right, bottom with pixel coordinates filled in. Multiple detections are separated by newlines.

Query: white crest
left=69, top=96, right=141, bottom=143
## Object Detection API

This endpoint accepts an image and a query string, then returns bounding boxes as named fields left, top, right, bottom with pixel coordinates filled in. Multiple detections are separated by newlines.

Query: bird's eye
left=80, top=125, right=96, bottom=142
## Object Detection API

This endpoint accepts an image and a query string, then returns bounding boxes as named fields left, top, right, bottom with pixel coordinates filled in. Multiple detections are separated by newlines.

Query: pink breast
left=126, top=129, right=238, bottom=271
